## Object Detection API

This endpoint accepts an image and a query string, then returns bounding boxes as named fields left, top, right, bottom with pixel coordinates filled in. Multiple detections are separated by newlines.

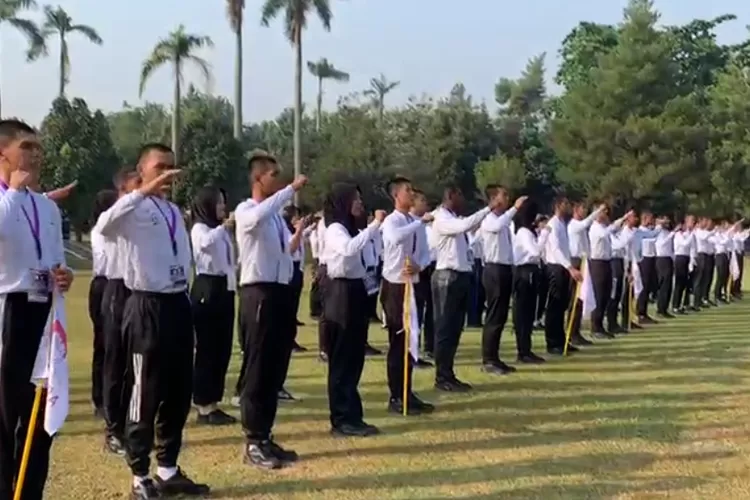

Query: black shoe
left=292, top=342, right=308, bottom=353
left=268, top=439, right=299, bottom=463
left=331, top=422, right=380, bottom=437
left=532, top=320, right=544, bottom=331
left=131, top=478, right=160, bottom=500
left=481, top=362, right=515, bottom=375
left=708, top=300, right=718, bottom=307
left=244, top=441, right=282, bottom=470
left=415, top=358, right=433, bottom=368
left=630, top=322, right=644, bottom=330
left=318, top=351, right=328, bottom=363
left=296, top=319, right=305, bottom=326
left=105, top=434, right=126, bottom=456
left=278, top=388, right=298, bottom=402
left=409, top=393, right=435, bottom=413
left=719, top=297, right=730, bottom=304
left=592, top=331, right=614, bottom=340
left=547, top=347, right=565, bottom=355
left=608, top=325, right=626, bottom=335
left=566, top=345, right=580, bottom=353
left=434, top=378, right=472, bottom=393
left=364, top=344, right=382, bottom=356
left=517, top=352, right=545, bottom=364
left=690, top=305, right=701, bottom=312
left=639, top=315, right=658, bottom=324
left=388, top=398, right=424, bottom=416
left=657, top=311, right=675, bottom=319
left=423, top=351, right=434, bottom=361
left=154, top=468, right=210, bottom=497
left=196, top=409, right=237, bottom=426
left=571, top=334, right=595, bottom=345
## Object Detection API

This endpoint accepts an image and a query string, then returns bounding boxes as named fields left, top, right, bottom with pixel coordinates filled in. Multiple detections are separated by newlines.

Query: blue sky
left=3, top=0, right=750, bottom=125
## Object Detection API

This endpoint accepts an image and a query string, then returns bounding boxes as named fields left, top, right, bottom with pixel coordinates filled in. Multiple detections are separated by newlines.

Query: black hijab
left=191, top=186, right=225, bottom=228
left=323, top=183, right=359, bottom=237
left=92, top=189, right=117, bottom=225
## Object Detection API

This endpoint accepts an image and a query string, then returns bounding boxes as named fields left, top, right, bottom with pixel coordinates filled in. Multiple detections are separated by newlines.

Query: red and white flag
left=31, top=292, right=69, bottom=436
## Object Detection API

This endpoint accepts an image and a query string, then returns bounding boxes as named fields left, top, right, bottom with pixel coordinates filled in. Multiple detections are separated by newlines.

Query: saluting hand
left=421, top=213, right=434, bottom=223
left=140, top=169, right=181, bottom=196
left=291, top=175, right=308, bottom=191
left=514, top=196, right=529, bottom=210
left=374, top=210, right=386, bottom=223
left=46, top=180, right=78, bottom=202
left=223, top=212, right=236, bottom=230
left=9, top=169, right=32, bottom=190
left=52, top=265, right=74, bottom=293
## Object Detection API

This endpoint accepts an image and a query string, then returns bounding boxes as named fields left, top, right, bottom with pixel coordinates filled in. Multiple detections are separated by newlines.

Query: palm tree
left=226, top=0, right=244, bottom=140
left=139, top=25, right=213, bottom=165
left=261, top=0, right=333, bottom=202
left=364, top=73, right=400, bottom=123
left=0, top=0, right=45, bottom=116
left=307, top=57, right=348, bottom=131
left=34, top=5, right=102, bottom=97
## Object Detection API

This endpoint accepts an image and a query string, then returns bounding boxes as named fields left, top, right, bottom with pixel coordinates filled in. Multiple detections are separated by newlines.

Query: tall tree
left=138, top=25, right=213, bottom=165
left=0, top=0, right=44, bottom=116
left=307, top=57, right=349, bottom=130
left=364, top=73, right=399, bottom=123
left=555, top=22, right=619, bottom=91
left=261, top=0, right=333, bottom=203
left=226, top=0, right=244, bottom=140
left=33, top=5, right=102, bottom=97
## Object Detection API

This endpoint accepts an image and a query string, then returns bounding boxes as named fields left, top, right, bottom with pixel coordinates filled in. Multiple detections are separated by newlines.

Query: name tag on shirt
left=363, top=268, right=380, bottom=296
left=169, top=265, right=187, bottom=287
left=29, top=269, right=51, bottom=303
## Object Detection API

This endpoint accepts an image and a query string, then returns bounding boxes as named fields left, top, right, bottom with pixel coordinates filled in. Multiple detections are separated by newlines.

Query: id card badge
left=363, top=268, right=379, bottom=296
left=169, top=265, right=187, bottom=287
left=28, top=269, right=51, bottom=303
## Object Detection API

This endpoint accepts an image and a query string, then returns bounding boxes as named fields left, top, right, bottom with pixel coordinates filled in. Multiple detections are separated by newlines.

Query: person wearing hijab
left=322, top=183, right=385, bottom=437
left=190, top=186, right=237, bottom=425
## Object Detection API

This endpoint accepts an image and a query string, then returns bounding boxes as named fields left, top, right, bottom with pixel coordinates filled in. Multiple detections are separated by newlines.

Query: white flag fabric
left=402, top=282, right=420, bottom=362
left=730, top=252, right=741, bottom=281
left=31, top=292, right=70, bottom=436
left=580, top=260, right=596, bottom=317
left=632, top=260, right=644, bottom=297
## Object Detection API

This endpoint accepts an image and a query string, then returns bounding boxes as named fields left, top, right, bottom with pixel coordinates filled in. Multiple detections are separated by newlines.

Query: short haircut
left=0, top=119, right=36, bottom=147
left=388, top=176, right=411, bottom=198
left=248, top=149, right=278, bottom=181
left=552, top=195, right=568, bottom=209
left=136, top=143, right=172, bottom=165
left=443, top=184, right=462, bottom=201
left=113, top=165, right=138, bottom=190
left=484, top=183, right=505, bottom=200
left=412, top=188, right=426, bottom=198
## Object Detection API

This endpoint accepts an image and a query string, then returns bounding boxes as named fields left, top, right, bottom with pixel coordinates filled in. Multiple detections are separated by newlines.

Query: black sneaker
left=415, top=358, right=433, bottom=369
left=131, top=478, right=160, bottom=500
left=593, top=331, right=614, bottom=340
left=292, top=342, right=308, bottom=353
left=571, top=334, right=595, bottom=345
left=244, top=441, right=282, bottom=470
left=196, top=409, right=237, bottom=426
left=153, top=468, right=209, bottom=497
left=629, top=322, right=644, bottom=330
left=423, top=351, right=434, bottom=361
left=409, top=393, right=435, bottom=414
left=639, top=315, right=658, bottom=324
left=481, top=362, right=515, bottom=375
left=331, top=422, right=380, bottom=437
left=278, top=388, right=298, bottom=402
left=364, top=344, right=382, bottom=356
left=388, top=398, right=417, bottom=416
left=517, top=352, right=545, bottom=364
left=434, top=379, right=471, bottom=393
left=268, top=439, right=299, bottom=464
left=105, top=434, right=126, bottom=456
left=657, top=311, right=675, bottom=319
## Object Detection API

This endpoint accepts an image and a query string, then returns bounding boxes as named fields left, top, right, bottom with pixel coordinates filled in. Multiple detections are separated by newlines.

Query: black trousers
left=380, top=281, right=414, bottom=400
left=704, top=254, right=716, bottom=301
left=290, top=262, right=304, bottom=324
left=545, top=264, right=570, bottom=350
left=431, top=269, right=471, bottom=382
left=316, top=264, right=330, bottom=354
left=568, top=258, right=583, bottom=337
left=672, top=256, right=690, bottom=310
left=102, top=279, right=131, bottom=439
left=608, top=258, right=625, bottom=329
left=238, top=283, right=295, bottom=443
left=714, top=253, right=730, bottom=300
left=467, top=259, right=485, bottom=326
left=589, top=259, right=612, bottom=332
left=694, top=253, right=708, bottom=306
left=656, top=256, right=674, bottom=314
left=512, top=265, right=537, bottom=356
left=732, top=252, right=744, bottom=297
left=481, top=263, right=513, bottom=364
left=326, top=278, right=368, bottom=427
left=88, top=275, right=108, bottom=410
left=191, top=275, right=235, bottom=406
left=415, top=263, right=434, bottom=355
left=535, top=264, right=549, bottom=322
left=123, top=291, right=194, bottom=477
left=309, top=259, right=323, bottom=318
left=637, top=257, right=656, bottom=316
left=367, top=264, right=382, bottom=320
left=0, top=292, right=53, bottom=500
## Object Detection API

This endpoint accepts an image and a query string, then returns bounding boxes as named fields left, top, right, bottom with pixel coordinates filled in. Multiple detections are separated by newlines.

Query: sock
left=157, top=466, right=178, bottom=481
left=133, top=476, right=148, bottom=488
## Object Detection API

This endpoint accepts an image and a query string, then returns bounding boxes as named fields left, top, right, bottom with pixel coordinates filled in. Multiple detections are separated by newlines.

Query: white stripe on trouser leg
left=128, top=353, right=143, bottom=423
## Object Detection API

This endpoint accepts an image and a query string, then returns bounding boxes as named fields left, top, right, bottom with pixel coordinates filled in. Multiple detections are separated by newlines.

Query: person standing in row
left=323, top=183, right=385, bottom=436
left=672, top=216, right=695, bottom=314
left=315, top=215, right=330, bottom=362
left=693, top=218, right=716, bottom=309
left=466, top=228, right=484, bottom=328
left=94, top=143, right=208, bottom=499
left=380, top=177, right=435, bottom=415
left=534, top=215, right=550, bottom=330
left=94, top=167, right=140, bottom=456
left=608, top=221, right=629, bottom=333
left=89, top=189, right=118, bottom=419
left=431, top=186, right=501, bottom=392
left=411, top=189, right=434, bottom=368
left=189, top=186, right=237, bottom=426
left=731, top=224, right=749, bottom=299
left=713, top=220, right=733, bottom=304
left=0, top=119, right=74, bottom=500
left=544, top=196, right=583, bottom=355
left=637, top=212, right=659, bottom=323
left=655, top=220, right=679, bottom=318
left=479, top=186, right=526, bottom=374
left=234, top=150, right=306, bottom=470
left=512, top=200, right=547, bottom=364
left=423, top=212, right=439, bottom=358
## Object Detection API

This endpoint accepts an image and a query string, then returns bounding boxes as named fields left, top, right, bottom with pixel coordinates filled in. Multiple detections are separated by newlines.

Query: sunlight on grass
left=44, top=270, right=750, bottom=499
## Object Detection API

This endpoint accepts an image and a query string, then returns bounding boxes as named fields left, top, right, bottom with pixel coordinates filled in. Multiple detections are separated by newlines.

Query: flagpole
left=402, top=257, right=411, bottom=417
left=14, top=384, right=44, bottom=500
left=563, top=267, right=582, bottom=357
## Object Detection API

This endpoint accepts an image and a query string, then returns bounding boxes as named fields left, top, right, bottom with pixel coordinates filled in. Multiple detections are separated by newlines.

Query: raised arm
left=612, top=228, right=635, bottom=251
left=481, top=207, right=517, bottom=233
left=235, top=186, right=294, bottom=234
left=93, top=191, right=144, bottom=238
left=569, top=206, right=603, bottom=235
left=433, top=207, right=490, bottom=236
left=382, top=217, right=424, bottom=245
left=327, top=221, right=381, bottom=257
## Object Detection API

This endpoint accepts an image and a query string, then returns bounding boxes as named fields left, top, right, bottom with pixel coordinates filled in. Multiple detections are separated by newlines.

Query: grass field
left=43, top=270, right=750, bottom=499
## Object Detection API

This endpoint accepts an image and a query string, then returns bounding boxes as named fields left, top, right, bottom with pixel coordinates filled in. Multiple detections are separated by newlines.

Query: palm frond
left=329, top=68, right=349, bottom=82
left=186, top=54, right=213, bottom=90
left=307, top=60, right=319, bottom=75
left=183, top=34, right=213, bottom=51
left=260, top=0, right=286, bottom=26
left=283, top=3, right=299, bottom=43
left=7, top=17, right=46, bottom=59
left=312, top=0, right=332, bottom=31
left=139, top=45, right=172, bottom=97
left=226, top=0, right=245, bottom=31
left=70, top=24, right=102, bottom=44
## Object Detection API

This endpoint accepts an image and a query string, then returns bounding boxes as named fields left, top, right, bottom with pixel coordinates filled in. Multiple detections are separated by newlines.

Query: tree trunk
left=293, top=23, right=303, bottom=205
left=172, top=58, right=182, bottom=165
left=233, top=24, right=243, bottom=141
left=316, top=76, right=322, bottom=132
left=59, top=35, right=66, bottom=97
left=378, top=95, right=385, bottom=123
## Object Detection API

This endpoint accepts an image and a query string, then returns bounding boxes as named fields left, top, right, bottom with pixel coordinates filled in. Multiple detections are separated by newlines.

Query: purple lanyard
left=150, top=197, right=178, bottom=256
left=0, top=181, right=41, bottom=260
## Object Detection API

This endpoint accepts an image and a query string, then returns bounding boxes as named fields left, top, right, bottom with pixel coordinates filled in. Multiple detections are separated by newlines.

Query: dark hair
left=515, top=199, right=539, bottom=233
left=0, top=119, right=35, bottom=141
left=282, top=204, right=299, bottom=232
left=136, top=143, right=173, bottom=165
left=484, top=183, right=504, bottom=200
left=387, top=176, right=411, bottom=198
left=113, top=165, right=138, bottom=191
left=442, top=184, right=462, bottom=201
left=323, top=183, right=359, bottom=237
left=92, top=189, right=118, bottom=225
left=552, top=195, right=568, bottom=209
left=190, top=186, right=224, bottom=228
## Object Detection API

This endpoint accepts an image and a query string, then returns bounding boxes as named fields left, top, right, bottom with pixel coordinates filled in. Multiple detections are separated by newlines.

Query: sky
left=3, top=0, right=750, bottom=126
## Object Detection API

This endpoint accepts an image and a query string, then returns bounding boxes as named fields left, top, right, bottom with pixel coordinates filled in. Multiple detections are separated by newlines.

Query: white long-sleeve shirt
left=324, top=221, right=381, bottom=279
left=235, top=185, right=294, bottom=286
left=381, top=210, right=424, bottom=284
left=91, top=226, right=108, bottom=277
left=316, top=218, right=327, bottom=264
left=694, top=229, right=715, bottom=254
left=479, top=207, right=516, bottom=265
left=545, top=215, right=572, bottom=268
left=513, top=227, right=544, bottom=266
left=568, top=207, right=603, bottom=258
left=620, top=226, right=660, bottom=263
left=673, top=230, right=694, bottom=257
left=411, top=213, right=432, bottom=269
left=640, top=225, right=657, bottom=258
left=191, top=223, right=236, bottom=291
left=588, top=217, right=627, bottom=260
left=733, top=229, right=749, bottom=253
left=712, top=230, right=732, bottom=254
left=432, top=206, right=491, bottom=272
left=655, top=228, right=676, bottom=258
left=94, top=191, right=191, bottom=293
